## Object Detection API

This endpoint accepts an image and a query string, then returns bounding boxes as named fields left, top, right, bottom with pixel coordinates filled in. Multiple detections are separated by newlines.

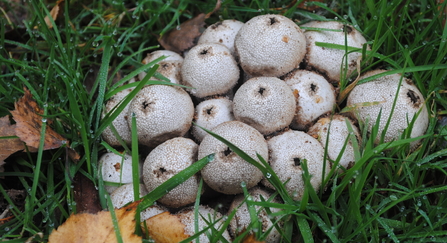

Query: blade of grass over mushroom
left=138, top=154, right=213, bottom=212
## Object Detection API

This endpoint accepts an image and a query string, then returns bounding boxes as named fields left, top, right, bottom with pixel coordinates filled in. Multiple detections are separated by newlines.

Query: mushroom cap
left=347, top=70, right=429, bottom=147
left=181, top=43, right=240, bottom=98
left=127, top=85, right=194, bottom=148
left=198, top=121, right=268, bottom=194
left=234, top=14, right=306, bottom=77
left=100, top=152, right=141, bottom=194
left=198, top=19, right=244, bottom=56
left=228, top=187, right=282, bottom=243
left=101, top=88, right=133, bottom=146
left=142, top=137, right=200, bottom=208
left=138, top=50, right=184, bottom=84
left=176, top=205, right=231, bottom=242
left=233, top=77, right=296, bottom=135
left=262, top=130, right=330, bottom=201
left=302, top=21, right=368, bottom=83
left=283, top=70, right=336, bottom=130
left=110, top=183, right=168, bottom=221
left=308, top=114, right=361, bottom=171
left=192, top=97, right=235, bottom=142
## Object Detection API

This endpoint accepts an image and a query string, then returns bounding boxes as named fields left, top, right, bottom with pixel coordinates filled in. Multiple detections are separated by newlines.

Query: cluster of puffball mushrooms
left=100, top=14, right=429, bottom=242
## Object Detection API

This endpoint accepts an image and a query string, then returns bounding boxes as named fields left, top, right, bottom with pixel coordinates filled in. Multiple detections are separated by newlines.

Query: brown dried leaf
left=0, top=116, right=27, bottom=168
left=158, top=13, right=206, bottom=54
left=73, top=173, right=102, bottom=214
left=158, top=0, right=221, bottom=53
left=142, top=211, right=189, bottom=243
left=42, top=0, right=64, bottom=29
left=48, top=201, right=142, bottom=243
left=242, top=233, right=266, bottom=243
left=10, top=87, right=67, bottom=150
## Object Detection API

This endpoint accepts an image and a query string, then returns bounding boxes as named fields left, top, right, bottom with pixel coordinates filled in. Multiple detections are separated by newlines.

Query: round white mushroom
left=176, top=205, right=232, bottom=242
left=138, top=50, right=184, bottom=84
left=233, top=77, right=296, bottom=135
left=110, top=183, right=167, bottom=221
left=347, top=70, right=429, bottom=148
left=229, top=187, right=282, bottom=243
left=262, top=130, right=330, bottom=201
left=199, top=121, right=268, bottom=194
left=100, top=152, right=141, bottom=194
left=283, top=70, right=336, bottom=130
left=301, top=21, right=369, bottom=83
left=181, top=43, right=240, bottom=98
left=308, top=114, right=361, bottom=172
left=192, top=97, right=235, bottom=142
left=101, top=87, right=134, bottom=146
left=127, top=85, right=194, bottom=148
left=198, top=19, right=244, bottom=56
left=234, top=14, right=306, bottom=77
left=143, top=137, right=200, bottom=208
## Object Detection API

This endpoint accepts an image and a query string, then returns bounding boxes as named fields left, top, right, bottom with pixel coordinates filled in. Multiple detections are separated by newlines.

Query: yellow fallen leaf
left=48, top=201, right=142, bottom=243
left=142, top=211, right=189, bottom=243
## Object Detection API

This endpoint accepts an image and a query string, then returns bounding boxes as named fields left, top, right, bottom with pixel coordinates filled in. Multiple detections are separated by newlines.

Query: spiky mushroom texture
left=262, top=130, right=330, bottom=201
left=181, top=43, right=240, bottom=98
left=99, top=152, right=141, bottom=194
left=235, top=14, right=306, bottom=77
left=176, top=205, right=232, bottom=243
left=127, top=85, right=194, bottom=148
left=198, top=121, right=268, bottom=194
left=142, top=137, right=200, bottom=208
left=192, top=97, right=235, bottom=142
left=308, top=114, right=361, bottom=172
left=198, top=19, right=244, bottom=56
left=302, top=21, right=369, bottom=83
left=233, top=76, right=296, bottom=135
left=283, top=69, right=336, bottom=130
left=347, top=70, right=429, bottom=149
left=138, top=50, right=184, bottom=84
left=228, top=187, right=282, bottom=243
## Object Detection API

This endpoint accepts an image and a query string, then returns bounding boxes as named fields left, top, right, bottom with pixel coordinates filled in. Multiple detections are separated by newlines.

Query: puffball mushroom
left=234, top=14, right=306, bottom=77
left=101, top=88, right=133, bottom=146
left=198, top=19, right=244, bottom=56
left=138, top=50, right=183, bottom=84
left=142, top=137, right=200, bottom=208
left=100, top=152, right=141, bottom=194
left=302, top=21, right=368, bottom=83
left=229, top=187, right=282, bottom=243
left=181, top=43, right=240, bottom=98
left=176, top=205, right=232, bottom=242
left=308, top=114, right=361, bottom=171
left=110, top=183, right=167, bottom=221
left=199, top=121, right=268, bottom=194
left=262, top=130, right=330, bottom=201
left=283, top=70, right=336, bottom=130
left=192, top=97, right=235, bottom=142
left=127, top=85, right=194, bottom=148
left=347, top=70, right=429, bottom=147
left=233, top=77, right=296, bottom=135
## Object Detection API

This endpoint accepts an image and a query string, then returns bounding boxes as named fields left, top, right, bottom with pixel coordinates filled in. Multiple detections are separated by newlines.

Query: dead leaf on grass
left=242, top=233, right=266, bottom=243
left=38, top=0, right=64, bottom=29
left=0, top=116, right=29, bottom=170
left=158, top=0, right=221, bottom=54
left=142, top=211, right=189, bottom=243
left=48, top=201, right=142, bottom=243
left=9, top=87, right=79, bottom=161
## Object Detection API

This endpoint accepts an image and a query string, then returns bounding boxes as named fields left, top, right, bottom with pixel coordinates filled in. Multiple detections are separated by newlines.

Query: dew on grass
left=42, top=118, right=47, bottom=122
left=343, top=15, right=348, bottom=19
left=389, top=194, right=398, bottom=201
left=365, top=204, right=371, bottom=210
left=265, top=172, right=271, bottom=179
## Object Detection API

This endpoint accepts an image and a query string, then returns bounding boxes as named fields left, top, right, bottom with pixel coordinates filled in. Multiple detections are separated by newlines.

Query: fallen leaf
left=242, top=233, right=266, bottom=243
left=0, top=116, right=28, bottom=170
left=158, top=0, right=221, bottom=54
left=40, top=0, right=64, bottom=29
left=10, top=87, right=67, bottom=150
left=48, top=201, right=142, bottom=243
left=142, top=211, right=189, bottom=243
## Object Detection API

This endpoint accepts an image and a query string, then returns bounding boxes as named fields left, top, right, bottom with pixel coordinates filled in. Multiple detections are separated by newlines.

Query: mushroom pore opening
left=200, top=48, right=209, bottom=55
left=206, top=107, right=214, bottom=115
left=269, top=17, right=278, bottom=25
left=258, top=87, right=266, bottom=95
left=293, top=158, right=301, bottom=166
left=342, top=25, right=353, bottom=34
left=223, top=147, right=232, bottom=156
left=310, top=83, right=318, bottom=93
left=407, top=89, right=421, bottom=106
left=142, top=100, right=153, bottom=109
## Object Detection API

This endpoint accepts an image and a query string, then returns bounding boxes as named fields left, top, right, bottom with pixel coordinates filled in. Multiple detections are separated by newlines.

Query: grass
left=0, top=0, right=447, bottom=242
